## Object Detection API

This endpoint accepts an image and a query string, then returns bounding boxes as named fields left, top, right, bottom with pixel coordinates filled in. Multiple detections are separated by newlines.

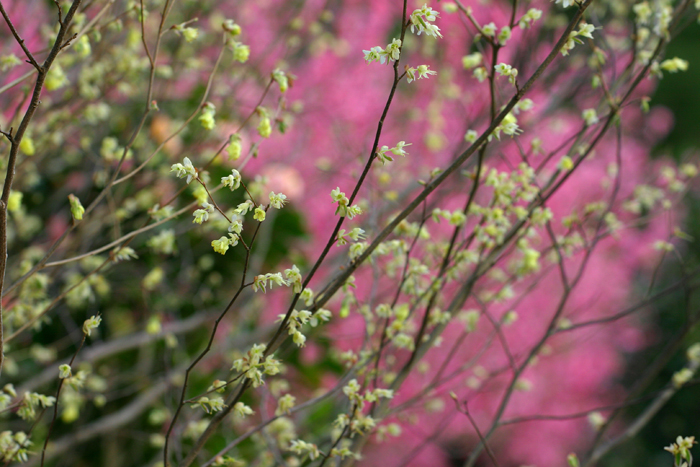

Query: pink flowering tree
left=1, top=0, right=699, bottom=466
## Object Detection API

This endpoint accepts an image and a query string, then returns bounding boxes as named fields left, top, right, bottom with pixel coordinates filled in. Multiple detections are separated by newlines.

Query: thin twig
left=0, top=0, right=84, bottom=377
left=0, top=2, right=43, bottom=71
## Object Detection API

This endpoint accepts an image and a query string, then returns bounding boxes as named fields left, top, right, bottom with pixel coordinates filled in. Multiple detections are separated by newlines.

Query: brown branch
left=164, top=220, right=264, bottom=466
left=28, top=370, right=181, bottom=466
left=0, top=2, right=43, bottom=71
left=313, top=0, right=596, bottom=318
left=0, top=0, right=84, bottom=377
left=40, top=334, right=87, bottom=467
left=583, top=359, right=700, bottom=466
left=453, top=396, right=501, bottom=467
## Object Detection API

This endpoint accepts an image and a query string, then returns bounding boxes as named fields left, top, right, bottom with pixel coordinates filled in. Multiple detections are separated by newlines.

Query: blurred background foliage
left=2, top=1, right=700, bottom=465
left=600, top=22, right=700, bottom=467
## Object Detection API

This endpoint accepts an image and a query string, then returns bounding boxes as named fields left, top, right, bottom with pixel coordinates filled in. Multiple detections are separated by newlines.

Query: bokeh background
left=600, top=23, right=700, bottom=467
left=0, top=1, right=699, bottom=466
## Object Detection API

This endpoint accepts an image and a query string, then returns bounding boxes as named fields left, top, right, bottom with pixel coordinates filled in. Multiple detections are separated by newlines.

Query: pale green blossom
left=193, top=203, right=214, bottom=224
left=272, top=69, right=289, bottom=93
left=83, top=315, right=102, bottom=336
left=227, top=134, right=242, bottom=160
left=462, top=52, right=482, bottom=69
left=409, top=4, right=442, bottom=38
left=660, top=57, right=689, bottom=73
left=68, top=194, right=85, bottom=221
left=253, top=206, right=266, bottom=222
left=561, top=23, right=597, bottom=56
left=284, top=265, right=303, bottom=293
left=0, top=53, right=21, bottom=72
left=473, top=67, right=488, bottom=82
left=223, top=19, right=242, bottom=36
left=59, top=364, right=72, bottom=379
left=199, top=102, right=216, bottom=130
left=192, top=397, right=227, bottom=414
left=518, top=8, right=542, bottom=29
left=211, top=236, right=230, bottom=255
left=275, top=394, right=296, bottom=415
left=288, top=440, right=321, bottom=460
left=559, top=156, right=574, bottom=171
left=498, top=26, right=511, bottom=45
left=481, top=22, right=496, bottom=37
left=494, top=63, right=518, bottom=86
left=269, top=191, right=288, bottom=209
left=233, top=402, right=254, bottom=418
left=222, top=169, right=242, bottom=190
left=171, top=157, right=197, bottom=184
left=230, top=41, right=250, bottom=62
left=582, top=108, right=599, bottom=126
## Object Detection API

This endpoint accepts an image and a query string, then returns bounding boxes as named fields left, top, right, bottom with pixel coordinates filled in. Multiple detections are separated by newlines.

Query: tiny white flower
left=410, top=4, right=443, bottom=38
left=269, top=191, right=288, bottom=209
left=473, top=67, right=488, bottom=82
left=382, top=39, right=402, bottom=64
left=481, top=22, right=496, bottom=36
left=193, top=203, right=214, bottom=224
left=83, top=315, right=102, bottom=336
left=582, top=108, right=599, bottom=126
left=254, top=206, right=266, bottom=222
left=222, top=169, right=241, bottom=190
left=233, top=402, right=254, bottom=418
left=363, top=46, right=384, bottom=64
left=415, top=64, right=436, bottom=80
left=212, top=236, right=230, bottom=255
left=59, top=364, right=72, bottom=379
left=171, top=157, right=197, bottom=184
left=462, top=52, right=482, bottom=69
left=498, top=26, right=512, bottom=45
